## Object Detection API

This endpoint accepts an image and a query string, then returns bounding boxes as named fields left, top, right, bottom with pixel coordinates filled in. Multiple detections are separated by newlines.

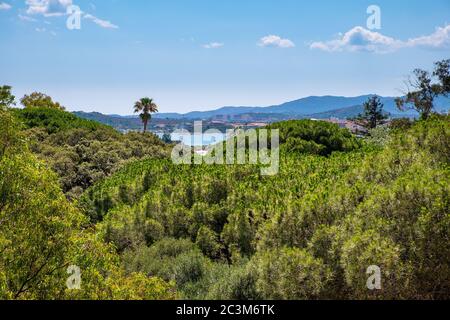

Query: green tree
left=251, top=247, right=332, bottom=299
left=0, top=85, right=15, bottom=109
left=396, top=59, right=450, bottom=120
left=196, top=226, right=221, bottom=259
left=433, top=59, right=450, bottom=95
left=353, top=96, right=388, bottom=130
left=0, top=109, right=176, bottom=300
left=162, top=133, right=172, bottom=143
left=134, top=97, right=159, bottom=133
left=21, top=92, right=65, bottom=110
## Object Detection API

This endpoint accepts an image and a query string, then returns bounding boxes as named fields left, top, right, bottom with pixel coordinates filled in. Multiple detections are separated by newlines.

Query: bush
left=251, top=247, right=332, bottom=299
left=267, top=119, right=362, bottom=156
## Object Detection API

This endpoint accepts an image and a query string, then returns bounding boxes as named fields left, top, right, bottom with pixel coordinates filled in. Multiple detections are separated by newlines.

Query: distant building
left=247, top=122, right=268, bottom=127
left=313, top=118, right=367, bottom=134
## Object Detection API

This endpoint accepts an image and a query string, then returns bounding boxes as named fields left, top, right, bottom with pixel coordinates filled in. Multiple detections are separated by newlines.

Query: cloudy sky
left=0, top=0, right=449, bottom=114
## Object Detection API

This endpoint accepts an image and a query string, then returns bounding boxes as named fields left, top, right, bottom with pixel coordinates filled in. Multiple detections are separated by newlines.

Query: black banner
left=0, top=300, right=446, bottom=319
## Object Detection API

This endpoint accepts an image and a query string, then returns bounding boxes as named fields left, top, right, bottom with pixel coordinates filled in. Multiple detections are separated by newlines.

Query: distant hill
left=74, top=95, right=449, bottom=130
left=74, top=111, right=142, bottom=131
left=152, top=95, right=428, bottom=119
left=306, top=105, right=365, bottom=119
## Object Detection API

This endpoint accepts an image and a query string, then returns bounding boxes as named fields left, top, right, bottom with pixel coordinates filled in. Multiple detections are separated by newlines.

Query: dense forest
left=0, top=60, right=449, bottom=300
left=79, top=116, right=449, bottom=299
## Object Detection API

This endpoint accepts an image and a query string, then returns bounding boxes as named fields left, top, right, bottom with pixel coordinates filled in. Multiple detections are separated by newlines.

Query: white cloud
left=84, top=13, right=118, bottom=29
left=35, top=27, right=46, bottom=32
left=405, top=24, right=450, bottom=49
left=310, top=24, right=450, bottom=53
left=258, top=35, right=295, bottom=48
left=202, top=42, right=224, bottom=49
left=19, top=14, right=38, bottom=22
left=24, top=0, right=119, bottom=29
left=26, top=0, right=72, bottom=17
left=0, top=2, right=12, bottom=10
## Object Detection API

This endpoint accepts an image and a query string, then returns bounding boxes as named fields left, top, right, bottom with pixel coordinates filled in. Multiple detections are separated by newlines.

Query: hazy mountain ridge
left=152, top=95, right=410, bottom=119
left=75, top=95, right=450, bottom=129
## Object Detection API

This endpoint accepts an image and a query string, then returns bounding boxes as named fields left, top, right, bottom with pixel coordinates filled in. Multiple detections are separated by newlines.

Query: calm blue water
left=156, top=132, right=227, bottom=146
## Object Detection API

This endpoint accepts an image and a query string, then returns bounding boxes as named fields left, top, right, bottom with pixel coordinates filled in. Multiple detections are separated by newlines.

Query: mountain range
left=150, top=95, right=429, bottom=120
left=74, top=95, right=450, bottom=129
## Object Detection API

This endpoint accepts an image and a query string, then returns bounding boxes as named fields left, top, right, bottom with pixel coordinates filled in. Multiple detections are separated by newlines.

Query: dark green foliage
left=122, top=239, right=210, bottom=292
left=0, top=85, right=15, bottom=109
left=389, top=118, right=413, bottom=131
left=196, top=226, right=222, bottom=259
left=162, top=133, right=172, bottom=143
left=396, top=59, right=450, bottom=120
left=353, top=95, right=388, bottom=130
left=134, top=97, right=159, bottom=133
left=267, top=119, right=362, bottom=156
left=12, top=107, right=110, bottom=134
left=10, top=107, right=170, bottom=197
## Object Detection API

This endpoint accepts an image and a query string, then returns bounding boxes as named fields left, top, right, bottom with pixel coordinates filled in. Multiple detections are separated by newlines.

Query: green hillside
left=11, top=107, right=171, bottom=198
left=0, top=108, right=176, bottom=299
left=1, top=93, right=449, bottom=300
left=12, top=107, right=113, bottom=134
left=79, top=116, right=449, bottom=299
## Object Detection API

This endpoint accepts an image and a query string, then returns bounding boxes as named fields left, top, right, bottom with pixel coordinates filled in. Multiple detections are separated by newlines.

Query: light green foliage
left=251, top=247, right=332, bottom=299
left=20, top=92, right=65, bottom=110
left=83, top=115, right=449, bottom=299
left=122, top=238, right=210, bottom=298
left=2, top=90, right=449, bottom=300
left=0, top=109, right=176, bottom=300
left=366, top=125, right=391, bottom=147
left=205, top=262, right=260, bottom=300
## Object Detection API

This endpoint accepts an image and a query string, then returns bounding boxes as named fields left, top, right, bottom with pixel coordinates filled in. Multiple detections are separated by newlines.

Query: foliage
left=366, top=125, right=391, bottom=147
left=389, top=118, right=413, bottom=131
left=134, top=97, right=159, bottom=133
left=82, top=116, right=449, bottom=299
left=396, top=59, right=450, bottom=120
left=2, top=84, right=449, bottom=300
left=352, top=95, right=388, bottom=130
left=0, top=109, right=175, bottom=300
left=11, top=107, right=170, bottom=198
left=250, top=247, right=332, bottom=299
left=12, top=107, right=110, bottom=134
left=21, top=92, right=65, bottom=110
left=162, top=133, right=172, bottom=143
left=267, top=119, right=362, bottom=156
left=0, top=85, right=15, bottom=109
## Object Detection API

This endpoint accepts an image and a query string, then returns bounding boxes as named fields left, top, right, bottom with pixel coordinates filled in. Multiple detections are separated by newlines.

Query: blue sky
left=0, top=0, right=449, bottom=114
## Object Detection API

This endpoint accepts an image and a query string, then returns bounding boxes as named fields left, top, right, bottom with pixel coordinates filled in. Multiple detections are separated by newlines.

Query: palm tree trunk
left=143, top=120, right=148, bottom=133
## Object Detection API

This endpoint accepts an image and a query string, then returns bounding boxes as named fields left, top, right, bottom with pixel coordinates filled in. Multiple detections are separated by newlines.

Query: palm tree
left=133, top=97, right=159, bottom=133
